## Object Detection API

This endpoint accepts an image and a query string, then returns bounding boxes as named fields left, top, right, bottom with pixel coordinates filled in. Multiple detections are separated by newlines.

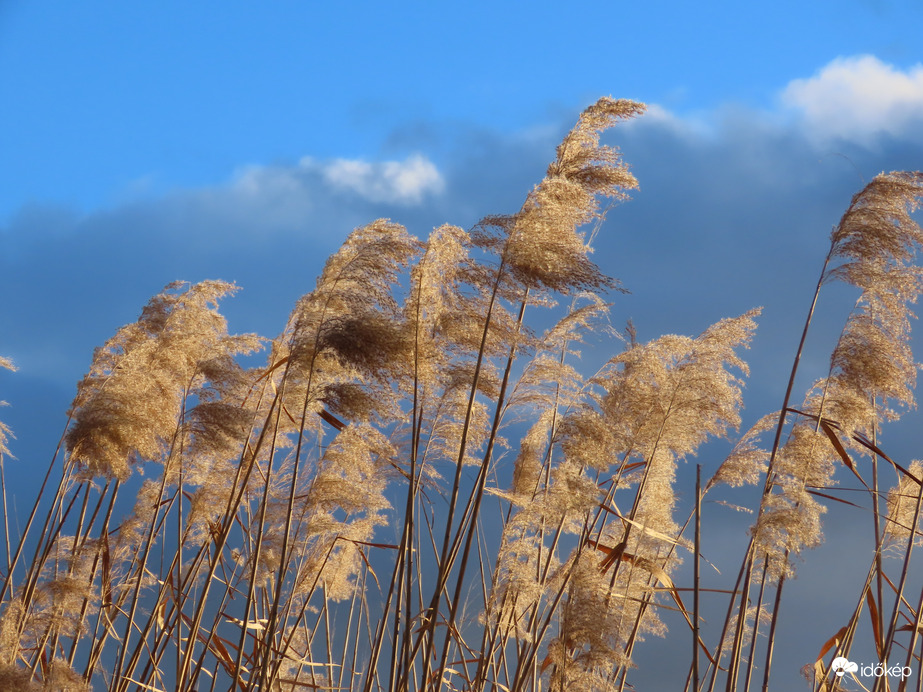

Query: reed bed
left=1, top=97, right=923, bottom=691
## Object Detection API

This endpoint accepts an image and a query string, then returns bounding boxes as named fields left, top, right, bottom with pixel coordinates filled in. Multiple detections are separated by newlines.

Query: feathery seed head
left=0, top=357, right=16, bottom=458
left=710, top=412, right=777, bottom=489
left=884, top=460, right=923, bottom=544
left=501, top=98, right=644, bottom=294
left=66, top=281, right=258, bottom=480
left=829, top=172, right=923, bottom=286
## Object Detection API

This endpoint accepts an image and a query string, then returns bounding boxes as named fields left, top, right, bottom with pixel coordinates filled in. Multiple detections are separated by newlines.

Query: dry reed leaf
left=814, top=625, right=848, bottom=669
left=781, top=408, right=922, bottom=528
left=805, top=489, right=863, bottom=509
left=811, top=625, right=851, bottom=691
left=586, top=539, right=718, bottom=665
left=866, top=586, right=883, bottom=660
left=598, top=502, right=685, bottom=548
left=354, top=547, right=380, bottom=590
left=818, top=419, right=870, bottom=491
left=209, top=636, right=239, bottom=676
left=713, top=500, right=754, bottom=514
left=101, top=530, right=112, bottom=606
left=223, top=615, right=266, bottom=632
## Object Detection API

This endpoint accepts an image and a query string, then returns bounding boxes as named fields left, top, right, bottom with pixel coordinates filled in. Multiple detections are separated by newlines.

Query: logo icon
left=831, top=657, right=859, bottom=677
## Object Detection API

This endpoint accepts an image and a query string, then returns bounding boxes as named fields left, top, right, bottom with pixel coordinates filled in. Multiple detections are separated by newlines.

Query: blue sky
left=3, top=1, right=923, bottom=689
left=2, top=0, right=922, bottom=217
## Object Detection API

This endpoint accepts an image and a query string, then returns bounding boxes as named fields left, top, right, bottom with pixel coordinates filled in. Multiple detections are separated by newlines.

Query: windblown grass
left=1, top=98, right=922, bottom=691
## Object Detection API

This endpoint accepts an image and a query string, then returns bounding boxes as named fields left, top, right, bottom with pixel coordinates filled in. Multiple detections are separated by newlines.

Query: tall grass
left=1, top=98, right=922, bottom=691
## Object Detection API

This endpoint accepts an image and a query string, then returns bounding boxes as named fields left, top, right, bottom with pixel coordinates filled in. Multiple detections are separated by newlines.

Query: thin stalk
left=0, top=423, right=71, bottom=606
left=113, top=388, right=190, bottom=690
left=704, top=542, right=752, bottom=692
left=723, top=247, right=833, bottom=691
left=871, top=438, right=885, bottom=663
left=873, top=470, right=923, bottom=692
left=432, top=295, right=527, bottom=687
left=896, top=482, right=923, bottom=692
left=0, top=453, right=11, bottom=578
left=743, top=562, right=768, bottom=692
left=68, top=480, right=119, bottom=670
left=694, top=464, right=702, bottom=692
left=176, top=381, right=286, bottom=689
left=411, top=260, right=508, bottom=690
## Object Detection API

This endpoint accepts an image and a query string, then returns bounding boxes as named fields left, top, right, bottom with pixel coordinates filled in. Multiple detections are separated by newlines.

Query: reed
left=1, top=99, right=922, bottom=691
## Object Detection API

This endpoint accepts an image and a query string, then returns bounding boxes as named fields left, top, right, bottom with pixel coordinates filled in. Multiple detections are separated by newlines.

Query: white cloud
left=781, top=55, right=923, bottom=142
left=201, top=152, right=443, bottom=232
left=228, top=153, right=444, bottom=207
left=317, top=153, right=444, bottom=204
